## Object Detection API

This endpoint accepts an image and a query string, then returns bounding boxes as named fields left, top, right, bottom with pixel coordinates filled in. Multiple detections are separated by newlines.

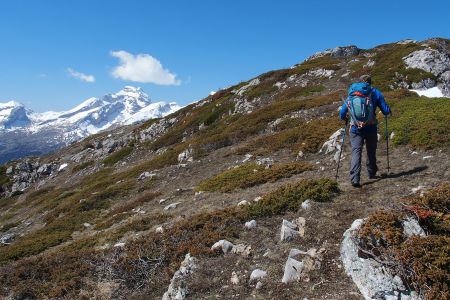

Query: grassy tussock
left=103, top=146, right=133, bottom=166
left=196, top=162, right=313, bottom=193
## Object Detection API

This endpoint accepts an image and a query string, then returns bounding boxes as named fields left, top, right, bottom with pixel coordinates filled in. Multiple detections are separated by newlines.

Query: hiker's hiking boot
left=351, top=182, right=362, bottom=188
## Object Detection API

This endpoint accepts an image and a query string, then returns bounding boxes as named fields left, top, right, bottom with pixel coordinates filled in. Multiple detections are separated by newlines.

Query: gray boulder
left=0, top=233, right=15, bottom=245
left=341, top=219, right=421, bottom=300
left=280, top=219, right=300, bottom=242
left=162, top=253, right=197, bottom=300
left=281, top=257, right=304, bottom=284
left=403, top=48, right=450, bottom=76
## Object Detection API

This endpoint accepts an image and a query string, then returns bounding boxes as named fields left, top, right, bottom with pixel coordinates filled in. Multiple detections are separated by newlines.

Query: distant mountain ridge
left=0, top=86, right=181, bottom=162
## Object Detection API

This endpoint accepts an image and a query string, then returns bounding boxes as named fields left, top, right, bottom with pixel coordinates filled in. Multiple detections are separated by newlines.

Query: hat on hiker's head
left=360, top=74, right=372, bottom=85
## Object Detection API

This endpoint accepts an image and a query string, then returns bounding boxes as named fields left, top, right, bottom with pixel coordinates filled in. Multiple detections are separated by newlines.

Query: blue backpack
left=347, top=82, right=375, bottom=128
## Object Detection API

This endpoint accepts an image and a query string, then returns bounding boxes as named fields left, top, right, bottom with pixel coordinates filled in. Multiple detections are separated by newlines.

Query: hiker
left=339, top=75, right=391, bottom=187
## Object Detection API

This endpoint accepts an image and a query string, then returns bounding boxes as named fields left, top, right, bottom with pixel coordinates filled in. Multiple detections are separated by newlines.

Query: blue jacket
left=339, top=87, right=391, bottom=134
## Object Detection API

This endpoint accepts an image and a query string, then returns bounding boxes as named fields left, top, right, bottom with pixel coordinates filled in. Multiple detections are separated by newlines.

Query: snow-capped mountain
left=0, top=86, right=181, bottom=163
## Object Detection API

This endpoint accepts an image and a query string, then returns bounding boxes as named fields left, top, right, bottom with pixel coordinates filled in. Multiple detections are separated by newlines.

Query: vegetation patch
left=0, top=165, right=10, bottom=186
left=103, top=146, right=133, bottom=166
left=197, top=162, right=313, bottom=193
left=0, top=178, right=338, bottom=298
left=358, top=183, right=450, bottom=300
left=71, top=160, right=95, bottom=173
left=379, top=95, right=450, bottom=149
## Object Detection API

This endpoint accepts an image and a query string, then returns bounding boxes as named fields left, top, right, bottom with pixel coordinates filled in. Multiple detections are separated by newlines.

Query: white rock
left=211, top=240, right=235, bottom=254
left=301, top=200, right=311, bottom=210
left=249, top=269, right=267, bottom=283
left=293, top=217, right=306, bottom=237
left=341, top=219, right=420, bottom=300
left=253, top=196, right=262, bottom=202
left=83, top=223, right=91, bottom=228
left=231, top=244, right=252, bottom=257
left=256, top=281, right=263, bottom=289
left=320, top=129, right=343, bottom=155
left=244, top=220, right=257, bottom=229
left=159, top=198, right=168, bottom=204
left=282, top=257, right=304, bottom=283
left=403, top=217, right=426, bottom=238
left=390, top=132, right=395, bottom=140
left=114, top=242, right=126, bottom=248
left=232, top=78, right=260, bottom=96
left=230, top=272, right=239, bottom=285
left=164, top=202, right=180, bottom=210
left=58, top=163, right=68, bottom=172
left=242, top=154, right=253, bottom=163
left=411, top=185, right=424, bottom=193
left=178, top=148, right=194, bottom=164
left=237, top=200, right=249, bottom=206
left=288, top=248, right=308, bottom=258
left=162, top=253, right=197, bottom=300
left=280, top=219, right=300, bottom=242
left=422, top=155, right=433, bottom=160
left=156, top=226, right=164, bottom=233
left=138, top=171, right=156, bottom=181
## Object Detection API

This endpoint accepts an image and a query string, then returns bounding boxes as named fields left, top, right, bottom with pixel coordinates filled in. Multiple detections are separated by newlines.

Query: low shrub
left=71, top=160, right=95, bottom=173
left=197, top=162, right=313, bottom=193
left=103, top=146, right=133, bottom=166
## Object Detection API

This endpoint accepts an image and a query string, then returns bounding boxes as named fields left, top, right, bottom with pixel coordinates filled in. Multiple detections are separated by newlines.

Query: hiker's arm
left=339, top=101, right=348, bottom=121
left=375, top=90, right=391, bottom=115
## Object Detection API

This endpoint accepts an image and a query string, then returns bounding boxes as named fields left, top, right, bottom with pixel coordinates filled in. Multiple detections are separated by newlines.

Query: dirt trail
left=174, top=143, right=449, bottom=300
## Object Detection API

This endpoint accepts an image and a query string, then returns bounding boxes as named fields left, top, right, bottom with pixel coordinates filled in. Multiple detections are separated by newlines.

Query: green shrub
left=0, top=166, right=10, bottom=185
left=197, top=162, right=313, bottom=193
left=71, top=160, right=95, bottom=173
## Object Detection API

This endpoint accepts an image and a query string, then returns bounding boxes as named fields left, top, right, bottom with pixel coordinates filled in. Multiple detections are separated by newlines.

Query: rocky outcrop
left=307, top=46, right=360, bottom=61
left=341, top=219, right=421, bottom=300
left=403, top=47, right=450, bottom=96
left=162, top=253, right=197, bottom=300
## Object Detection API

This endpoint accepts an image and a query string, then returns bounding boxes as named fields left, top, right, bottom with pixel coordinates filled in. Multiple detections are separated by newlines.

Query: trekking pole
left=385, top=115, right=390, bottom=174
left=335, top=119, right=349, bottom=180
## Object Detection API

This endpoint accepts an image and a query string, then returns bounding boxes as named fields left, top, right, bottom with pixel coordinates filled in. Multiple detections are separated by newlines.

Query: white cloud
left=110, top=50, right=180, bottom=85
left=67, top=68, right=95, bottom=83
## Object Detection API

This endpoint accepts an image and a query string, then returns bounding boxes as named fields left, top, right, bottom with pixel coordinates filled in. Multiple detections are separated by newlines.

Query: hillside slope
left=0, top=38, right=449, bottom=300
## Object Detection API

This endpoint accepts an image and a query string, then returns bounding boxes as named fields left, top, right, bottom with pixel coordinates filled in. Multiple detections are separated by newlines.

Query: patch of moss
left=197, top=162, right=313, bottom=193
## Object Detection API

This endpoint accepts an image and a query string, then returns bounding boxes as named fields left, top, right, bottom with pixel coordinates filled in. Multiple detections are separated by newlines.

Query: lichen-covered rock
left=232, top=78, right=260, bottom=96
left=307, top=46, right=360, bottom=61
left=280, top=219, right=300, bottom=242
left=281, top=257, right=304, bottom=283
left=341, top=219, right=421, bottom=300
left=162, top=253, right=197, bottom=300
left=403, top=48, right=450, bottom=76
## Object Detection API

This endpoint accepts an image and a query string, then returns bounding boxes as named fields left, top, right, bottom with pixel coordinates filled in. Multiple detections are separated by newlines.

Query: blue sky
left=0, top=0, right=449, bottom=112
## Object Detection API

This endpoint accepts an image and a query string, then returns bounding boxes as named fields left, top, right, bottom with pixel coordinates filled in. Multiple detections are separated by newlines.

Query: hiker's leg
left=365, top=131, right=378, bottom=176
left=349, top=131, right=363, bottom=184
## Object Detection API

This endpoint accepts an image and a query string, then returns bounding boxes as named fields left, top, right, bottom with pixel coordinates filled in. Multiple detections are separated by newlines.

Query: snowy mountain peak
left=0, top=87, right=181, bottom=162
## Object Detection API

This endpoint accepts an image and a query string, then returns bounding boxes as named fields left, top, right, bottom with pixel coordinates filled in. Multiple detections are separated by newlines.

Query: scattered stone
left=58, top=163, right=68, bottom=172
left=293, top=217, right=306, bottom=237
left=237, top=200, right=249, bottom=206
left=403, top=48, right=450, bottom=76
left=83, top=223, right=91, bottom=228
left=403, top=217, right=426, bottom=238
left=211, top=240, right=235, bottom=254
left=390, top=132, right=395, bottom=140
left=301, top=199, right=311, bottom=210
left=0, top=233, right=15, bottom=245
left=320, top=129, right=343, bottom=155
left=256, top=157, right=274, bottom=168
left=280, top=219, right=300, bottom=242
left=253, top=196, right=262, bottom=202
left=114, top=242, right=126, bottom=248
left=178, top=148, right=194, bottom=164
left=242, top=154, right=253, bottom=163
left=232, top=78, right=260, bottom=96
left=156, top=226, right=164, bottom=233
left=159, top=198, right=168, bottom=204
left=256, top=281, right=263, bottom=289
left=164, top=202, right=180, bottom=210
left=230, top=272, right=239, bottom=285
left=162, top=253, right=197, bottom=300
left=244, top=220, right=257, bottom=229
left=282, top=257, right=304, bottom=283
left=137, top=171, right=156, bottom=181
left=249, top=269, right=267, bottom=283
left=6, top=166, right=13, bottom=175
left=411, top=185, right=424, bottom=194
left=341, top=219, right=420, bottom=300
left=422, top=155, right=433, bottom=160
left=231, top=244, right=252, bottom=257
left=297, top=150, right=304, bottom=159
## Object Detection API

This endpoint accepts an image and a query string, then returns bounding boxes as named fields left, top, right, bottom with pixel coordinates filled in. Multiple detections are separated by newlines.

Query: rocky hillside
left=0, top=86, right=180, bottom=163
left=0, top=38, right=449, bottom=300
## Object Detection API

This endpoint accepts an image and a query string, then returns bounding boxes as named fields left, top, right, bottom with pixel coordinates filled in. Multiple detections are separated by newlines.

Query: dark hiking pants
left=349, top=130, right=378, bottom=184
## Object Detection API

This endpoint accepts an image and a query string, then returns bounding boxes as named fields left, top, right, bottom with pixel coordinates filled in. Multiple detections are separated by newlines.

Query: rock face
left=403, top=47, right=450, bottom=96
left=307, top=46, right=360, bottom=61
left=162, top=253, right=197, bottom=300
left=341, top=219, right=421, bottom=300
